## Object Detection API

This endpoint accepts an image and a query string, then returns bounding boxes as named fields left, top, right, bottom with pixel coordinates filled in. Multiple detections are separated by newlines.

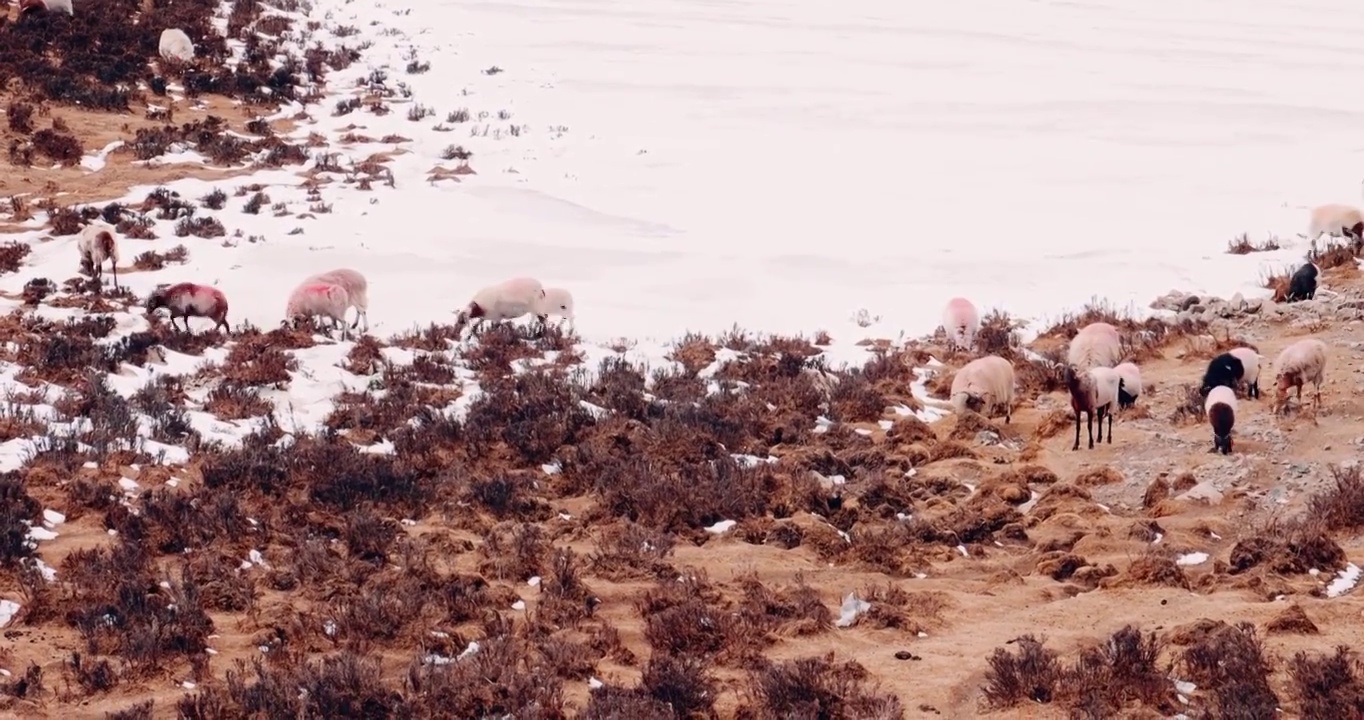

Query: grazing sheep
left=1273, top=337, right=1328, bottom=417
left=1228, top=347, right=1263, bottom=399
left=1307, top=203, right=1364, bottom=244
left=76, top=222, right=120, bottom=288
left=1204, top=385, right=1238, bottom=454
left=1065, top=364, right=1123, bottom=451
left=146, top=283, right=229, bottom=333
left=1285, top=262, right=1318, bottom=303
left=948, top=355, right=1016, bottom=423
left=304, top=268, right=369, bottom=331
left=535, top=286, right=576, bottom=328
left=285, top=281, right=351, bottom=337
left=454, top=276, right=545, bottom=335
left=1114, top=362, right=1142, bottom=409
left=1199, top=352, right=1245, bottom=396
left=19, top=0, right=73, bottom=15
left=1066, top=322, right=1122, bottom=371
left=158, top=28, right=196, bottom=62
left=940, top=297, right=980, bottom=351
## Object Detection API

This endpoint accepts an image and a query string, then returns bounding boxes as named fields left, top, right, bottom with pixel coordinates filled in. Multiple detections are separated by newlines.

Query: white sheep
left=1228, top=347, right=1263, bottom=399
left=77, top=222, right=120, bottom=288
left=1272, top=337, right=1328, bottom=417
left=1066, top=322, right=1122, bottom=371
left=948, top=355, right=1015, bottom=423
left=1113, top=361, right=1142, bottom=409
left=304, top=268, right=369, bottom=331
left=940, top=297, right=980, bottom=351
left=1204, top=385, right=1238, bottom=454
left=158, top=28, right=196, bottom=63
left=454, top=276, right=545, bottom=336
left=19, top=0, right=73, bottom=15
left=284, top=281, right=351, bottom=338
left=1065, top=364, right=1122, bottom=450
left=1307, top=203, right=1364, bottom=243
left=535, top=286, right=576, bottom=332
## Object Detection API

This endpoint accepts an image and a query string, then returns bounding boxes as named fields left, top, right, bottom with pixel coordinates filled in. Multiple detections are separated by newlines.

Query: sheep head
left=145, top=287, right=169, bottom=312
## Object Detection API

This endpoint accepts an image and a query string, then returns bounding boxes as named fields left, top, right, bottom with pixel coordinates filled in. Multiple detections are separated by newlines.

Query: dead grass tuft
left=1226, top=233, right=1281, bottom=254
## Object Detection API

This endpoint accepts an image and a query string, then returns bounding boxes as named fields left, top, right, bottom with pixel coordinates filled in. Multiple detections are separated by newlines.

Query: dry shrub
left=177, top=654, right=405, bottom=718
left=0, top=241, right=32, bottom=274
left=976, top=309, right=1021, bottom=355
left=1262, top=267, right=1292, bottom=302
left=1227, top=517, right=1345, bottom=576
left=203, top=381, right=273, bottom=419
left=463, top=370, right=595, bottom=465
left=31, top=127, right=82, bottom=165
left=344, top=335, right=385, bottom=375
left=1265, top=603, right=1319, bottom=636
left=404, top=632, right=564, bottom=717
left=1307, top=464, right=1364, bottom=531
left=1109, top=550, right=1190, bottom=589
left=220, top=334, right=299, bottom=388
left=1311, top=239, right=1358, bottom=271
left=983, top=635, right=1064, bottom=707
left=1074, top=466, right=1122, bottom=487
left=0, top=473, right=41, bottom=568
left=132, top=245, right=189, bottom=271
left=1226, top=233, right=1281, bottom=254
left=1167, top=383, right=1205, bottom=425
left=1288, top=646, right=1364, bottom=719
left=668, top=332, right=717, bottom=375
left=738, top=654, right=904, bottom=720
left=734, top=573, right=831, bottom=641
left=587, top=521, right=676, bottom=581
left=983, top=627, right=1176, bottom=715
left=1179, top=622, right=1278, bottom=718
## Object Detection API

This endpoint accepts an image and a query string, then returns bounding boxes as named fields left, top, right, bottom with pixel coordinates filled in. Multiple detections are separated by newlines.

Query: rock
left=1177, top=481, right=1224, bottom=505
left=975, top=430, right=1001, bottom=446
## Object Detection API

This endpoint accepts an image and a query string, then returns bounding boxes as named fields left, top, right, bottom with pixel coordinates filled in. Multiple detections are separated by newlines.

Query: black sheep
left=1199, top=352, right=1245, bottom=396
left=1285, top=262, right=1318, bottom=303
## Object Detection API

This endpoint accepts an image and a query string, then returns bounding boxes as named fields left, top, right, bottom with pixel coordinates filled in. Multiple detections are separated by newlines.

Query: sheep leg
left=111, top=262, right=119, bottom=290
left=1105, top=405, right=1113, bottom=444
left=1072, top=412, right=1081, bottom=451
left=1086, top=411, right=1095, bottom=450
left=1096, top=406, right=1106, bottom=444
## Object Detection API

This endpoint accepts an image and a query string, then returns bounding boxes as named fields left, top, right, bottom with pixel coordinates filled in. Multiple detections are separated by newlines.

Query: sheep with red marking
left=1066, top=321, right=1122, bottom=371
left=1114, top=361, right=1142, bottom=409
left=158, top=28, right=196, bottom=63
left=285, top=281, right=351, bottom=337
left=77, top=222, right=120, bottom=288
left=940, top=297, right=980, bottom=351
left=1228, top=347, right=1263, bottom=399
left=19, top=0, right=72, bottom=15
left=948, top=355, right=1015, bottom=422
left=534, top=286, right=576, bottom=332
left=1272, top=337, right=1328, bottom=417
left=146, top=283, right=229, bottom=333
left=1204, top=385, right=1237, bottom=454
left=454, top=276, right=545, bottom=336
left=304, top=268, right=369, bottom=331
left=1065, top=364, right=1122, bottom=451
left=1307, top=203, right=1364, bottom=245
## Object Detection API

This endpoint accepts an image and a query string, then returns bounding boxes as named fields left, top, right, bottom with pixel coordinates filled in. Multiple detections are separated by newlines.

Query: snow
left=1326, top=563, right=1360, bottom=598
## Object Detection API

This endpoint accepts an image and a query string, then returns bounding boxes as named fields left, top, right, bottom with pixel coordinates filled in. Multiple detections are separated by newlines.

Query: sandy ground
left=1, top=100, right=1363, bottom=720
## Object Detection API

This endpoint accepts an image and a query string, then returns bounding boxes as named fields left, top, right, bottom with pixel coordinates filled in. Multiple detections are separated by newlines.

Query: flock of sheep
left=937, top=202, right=1359, bottom=455
left=75, top=221, right=577, bottom=339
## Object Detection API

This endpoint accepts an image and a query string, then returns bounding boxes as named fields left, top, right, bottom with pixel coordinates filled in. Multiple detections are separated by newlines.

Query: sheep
left=1065, top=364, right=1123, bottom=451
left=453, top=276, right=545, bottom=336
left=1199, top=352, right=1245, bottom=396
left=76, top=222, right=120, bottom=289
left=940, top=297, right=980, bottom=351
left=1284, top=261, right=1318, bottom=303
left=1066, top=322, right=1122, bottom=371
left=303, top=268, right=369, bottom=331
left=948, top=355, right=1015, bottom=423
left=1114, top=362, right=1142, bottom=409
left=158, top=28, right=196, bottom=63
left=19, top=0, right=73, bottom=15
left=285, top=281, right=351, bottom=338
left=1204, top=385, right=1238, bottom=454
left=1272, top=337, right=1328, bottom=417
left=534, top=286, right=576, bottom=330
left=1228, top=347, right=1263, bottom=399
left=1307, top=203, right=1364, bottom=245
left=146, top=283, right=229, bottom=333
